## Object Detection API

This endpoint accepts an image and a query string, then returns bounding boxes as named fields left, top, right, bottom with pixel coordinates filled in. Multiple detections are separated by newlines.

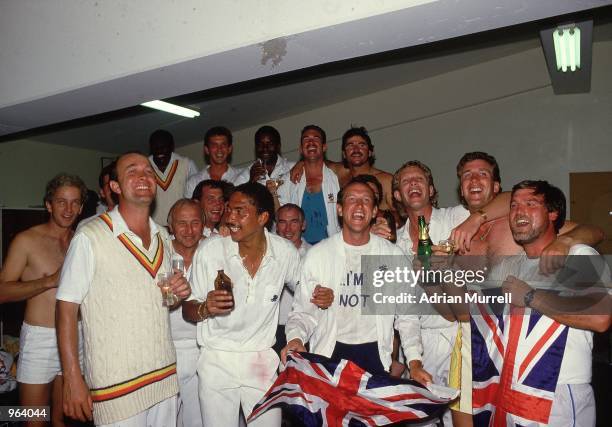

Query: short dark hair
left=191, top=179, right=233, bottom=201
left=254, top=126, right=281, bottom=146
left=511, top=180, right=566, bottom=233
left=341, top=126, right=375, bottom=167
left=456, top=151, right=501, bottom=184
left=98, top=161, right=116, bottom=189
left=230, top=182, right=275, bottom=230
left=44, top=173, right=88, bottom=205
left=392, top=160, right=439, bottom=208
left=277, top=203, right=305, bottom=222
left=204, top=126, right=233, bottom=146
left=336, top=177, right=378, bottom=228
left=301, top=125, right=326, bottom=144
left=149, top=129, right=174, bottom=146
left=347, top=174, right=382, bottom=207
left=337, top=177, right=377, bottom=206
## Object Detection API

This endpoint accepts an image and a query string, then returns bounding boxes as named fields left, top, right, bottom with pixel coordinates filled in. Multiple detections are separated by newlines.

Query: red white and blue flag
left=471, top=303, right=569, bottom=427
left=248, top=352, right=458, bottom=427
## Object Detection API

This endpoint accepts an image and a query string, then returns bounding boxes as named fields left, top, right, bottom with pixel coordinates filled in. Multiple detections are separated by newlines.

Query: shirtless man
left=290, top=126, right=396, bottom=212
left=0, top=173, right=86, bottom=426
left=451, top=151, right=604, bottom=265
left=445, top=152, right=604, bottom=427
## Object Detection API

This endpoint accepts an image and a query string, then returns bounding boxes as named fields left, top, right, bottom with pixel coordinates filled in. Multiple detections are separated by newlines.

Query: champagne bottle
left=214, top=269, right=234, bottom=309
left=417, top=215, right=433, bottom=269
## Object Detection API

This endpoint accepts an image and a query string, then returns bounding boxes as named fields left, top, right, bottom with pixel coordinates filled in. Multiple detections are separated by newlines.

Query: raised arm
left=502, top=275, right=611, bottom=332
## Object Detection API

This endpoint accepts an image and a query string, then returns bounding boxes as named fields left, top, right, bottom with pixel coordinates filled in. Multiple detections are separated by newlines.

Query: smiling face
left=337, top=182, right=377, bottom=235
left=204, top=135, right=232, bottom=166
left=300, top=129, right=326, bottom=161
left=198, top=186, right=225, bottom=229
left=276, top=206, right=305, bottom=247
left=393, top=166, right=434, bottom=211
left=255, top=133, right=280, bottom=165
left=509, top=188, right=557, bottom=245
left=46, top=185, right=83, bottom=229
left=170, top=203, right=203, bottom=250
left=225, top=192, right=268, bottom=243
left=459, top=159, right=500, bottom=211
left=149, top=137, right=173, bottom=170
left=343, top=135, right=372, bottom=168
left=111, top=153, right=157, bottom=206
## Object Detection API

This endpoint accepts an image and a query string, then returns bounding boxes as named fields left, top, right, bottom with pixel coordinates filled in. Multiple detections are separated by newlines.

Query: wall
left=0, top=140, right=116, bottom=208
left=178, top=39, right=612, bottom=214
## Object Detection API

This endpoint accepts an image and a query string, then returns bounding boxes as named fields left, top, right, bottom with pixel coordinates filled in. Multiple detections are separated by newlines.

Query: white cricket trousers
left=197, top=348, right=280, bottom=427
left=98, top=396, right=177, bottom=427
left=548, top=383, right=595, bottom=427
left=175, top=339, right=203, bottom=427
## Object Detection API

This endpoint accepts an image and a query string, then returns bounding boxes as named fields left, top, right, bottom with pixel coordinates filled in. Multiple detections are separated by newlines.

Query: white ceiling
left=1, top=0, right=611, bottom=152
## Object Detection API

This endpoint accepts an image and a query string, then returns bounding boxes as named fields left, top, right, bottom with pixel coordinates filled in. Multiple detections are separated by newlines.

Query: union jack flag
left=471, top=302, right=569, bottom=427
left=248, top=352, right=458, bottom=427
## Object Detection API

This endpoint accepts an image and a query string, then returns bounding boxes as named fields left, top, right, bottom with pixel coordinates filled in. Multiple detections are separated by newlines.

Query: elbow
left=592, top=315, right=612, bottom=333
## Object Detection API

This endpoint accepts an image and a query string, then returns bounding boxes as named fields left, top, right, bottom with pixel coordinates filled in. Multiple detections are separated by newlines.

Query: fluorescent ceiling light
left=553, top=25, right=580, bottom=72
left=141, top=100, right=200, bottom=118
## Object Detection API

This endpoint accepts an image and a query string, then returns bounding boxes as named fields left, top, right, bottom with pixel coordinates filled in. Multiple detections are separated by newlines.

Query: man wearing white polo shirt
left=183, top=183, right=300, bottom=427
left=185, top=126, right=243, bottom=197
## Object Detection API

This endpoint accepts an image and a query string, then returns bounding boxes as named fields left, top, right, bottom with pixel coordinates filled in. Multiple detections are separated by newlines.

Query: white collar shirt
left=394, top=205, right=469, bottom=363
left=191, top=230, right=301, bottom=351
left=396, top=205, right=469, bottom=256
left=57, top=207, right=168, bottom=304
left=185, top=164, right=244, bottom=198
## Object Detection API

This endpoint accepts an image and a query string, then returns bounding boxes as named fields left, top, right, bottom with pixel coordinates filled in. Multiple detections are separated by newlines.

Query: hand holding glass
left=158, top=271, right=179, bottom=307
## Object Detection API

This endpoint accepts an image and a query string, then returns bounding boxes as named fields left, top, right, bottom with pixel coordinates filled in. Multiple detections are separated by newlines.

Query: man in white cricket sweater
left=183, top=182, right=300, bottom=427
left=282, top=178, right=406, bottom=374
left=57, top=152, right=191, bottom=426
left=149, top=129, right=198, bottom=225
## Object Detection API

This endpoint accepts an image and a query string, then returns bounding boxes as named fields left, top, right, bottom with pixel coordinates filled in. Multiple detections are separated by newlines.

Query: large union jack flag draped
left=248, top=352, right=458, bottom=427
left=471, top=302, right=569, bottom=427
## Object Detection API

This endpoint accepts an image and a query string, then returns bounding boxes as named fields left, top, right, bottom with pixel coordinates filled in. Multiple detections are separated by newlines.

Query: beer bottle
left=417, top=215, right=433, bottom=268
left=214, top=269, right=234, bottom=309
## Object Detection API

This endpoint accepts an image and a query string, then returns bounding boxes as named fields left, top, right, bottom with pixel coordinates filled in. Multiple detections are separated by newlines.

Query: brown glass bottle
left=214, top=269, right=234, bottom=309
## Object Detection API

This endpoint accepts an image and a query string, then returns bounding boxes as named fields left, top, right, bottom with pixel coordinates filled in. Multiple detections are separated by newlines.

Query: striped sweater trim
left=90, top=363, right=176, bottom=402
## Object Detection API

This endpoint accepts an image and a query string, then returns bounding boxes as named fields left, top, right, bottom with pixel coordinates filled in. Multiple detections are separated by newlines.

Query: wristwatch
left=524, top=289, right=536, bottom=308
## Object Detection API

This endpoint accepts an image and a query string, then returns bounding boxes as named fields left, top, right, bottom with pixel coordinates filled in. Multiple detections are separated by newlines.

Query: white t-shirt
left=491, top=244, right=610, bottom=384
left=191, top=231, right=300, bottom=352
left=335, top=240, right=379, bottom=344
